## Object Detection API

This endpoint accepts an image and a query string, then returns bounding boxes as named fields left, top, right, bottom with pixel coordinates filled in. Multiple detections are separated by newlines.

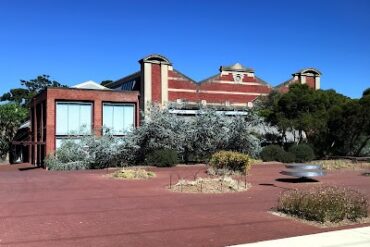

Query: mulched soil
left=0, top=163, right=369, bottom=247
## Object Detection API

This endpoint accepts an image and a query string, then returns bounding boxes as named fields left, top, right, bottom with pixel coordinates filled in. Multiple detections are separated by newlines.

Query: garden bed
left=108, top=168, right=156, bottom=180
left=169, top=176, right=250, bottom=193
left=275, top=185, right=369, bottom=227
left=270, top=211, right=370, bottom=228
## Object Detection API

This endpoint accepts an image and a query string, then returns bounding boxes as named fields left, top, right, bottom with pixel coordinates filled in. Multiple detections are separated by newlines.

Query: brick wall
left=151, top=64, right=162, bottom=103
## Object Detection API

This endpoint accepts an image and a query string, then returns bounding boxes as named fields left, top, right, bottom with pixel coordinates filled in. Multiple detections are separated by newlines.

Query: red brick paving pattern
left=0, top=164, right=369, bottom=247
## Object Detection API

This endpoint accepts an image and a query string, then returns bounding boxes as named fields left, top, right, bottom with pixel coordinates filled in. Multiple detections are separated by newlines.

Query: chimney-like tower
left=139, top=54, right=172, bottom=111
left=292, top=68, right=322, bottom=90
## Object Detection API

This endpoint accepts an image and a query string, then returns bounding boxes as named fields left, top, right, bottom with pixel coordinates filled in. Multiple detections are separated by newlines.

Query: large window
left=103, top=103, right=135, bottom=135
left=56, top=102, right=92, bottom=148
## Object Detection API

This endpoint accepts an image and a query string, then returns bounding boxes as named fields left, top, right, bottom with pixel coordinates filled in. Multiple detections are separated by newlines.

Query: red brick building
left=17, top=84, right=139, bottom=166
left=106, top=54, right=321, bottom=110
left=13, top=54, right=321, bottom=166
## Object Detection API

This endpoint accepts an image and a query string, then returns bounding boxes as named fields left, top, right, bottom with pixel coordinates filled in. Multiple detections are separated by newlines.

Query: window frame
left=55, top=101, right=94, bottom=149
left=102, top=102, right=136, bottom=136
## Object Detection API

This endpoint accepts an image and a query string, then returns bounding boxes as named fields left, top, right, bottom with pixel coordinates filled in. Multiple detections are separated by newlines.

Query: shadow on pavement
left=275, top=177, right=319, bottom=183
left=18, top=166, right=42, bottom=171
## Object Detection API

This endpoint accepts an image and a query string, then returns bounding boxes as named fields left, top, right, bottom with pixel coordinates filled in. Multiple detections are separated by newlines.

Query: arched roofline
left=139, top=54, right=172, bottom=65
left=293, top=67, right=322, bottom=76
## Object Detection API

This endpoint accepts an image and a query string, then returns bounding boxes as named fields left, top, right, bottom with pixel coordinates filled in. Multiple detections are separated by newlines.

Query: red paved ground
left=0, top=164, right=369, bottom=247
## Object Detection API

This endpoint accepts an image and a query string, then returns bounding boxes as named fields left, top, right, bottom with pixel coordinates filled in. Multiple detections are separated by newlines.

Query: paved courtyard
left=0, top=164, right=369, bottom=247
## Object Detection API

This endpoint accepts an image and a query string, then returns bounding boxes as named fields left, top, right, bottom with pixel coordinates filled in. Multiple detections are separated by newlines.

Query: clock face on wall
left=234, top=74, right=242, bottom=82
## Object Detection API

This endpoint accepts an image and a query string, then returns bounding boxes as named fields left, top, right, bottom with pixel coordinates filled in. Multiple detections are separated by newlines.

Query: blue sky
left=1, top=0, right=369, bottom=98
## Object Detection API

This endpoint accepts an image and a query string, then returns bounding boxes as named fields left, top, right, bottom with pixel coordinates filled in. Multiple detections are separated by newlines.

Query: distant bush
left=281, top=152, right=296, bottom=163
left=289, top=144, right=315, bottom=162
left=260, top=145, right=295, bottom=163
left=277, top=186, right=368, bottom=223
left=209, top=151, right=250, bottom=173
left=146, top=149, right=178, bottom=167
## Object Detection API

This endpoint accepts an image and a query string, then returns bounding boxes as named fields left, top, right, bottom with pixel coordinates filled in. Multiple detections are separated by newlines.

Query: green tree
left=328, top=89, right=370, bottom=156
left=1, top=75, right=66, bottom=106
left=259, top=84, right=352, bottom=156
left=0, top=104, right=28, bottom=159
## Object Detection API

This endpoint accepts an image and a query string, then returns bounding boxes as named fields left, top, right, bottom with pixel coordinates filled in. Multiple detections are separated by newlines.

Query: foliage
left=81, top=134, right=123, bottom=169
left=325, top=90, right=370, bottom=156
left=249, top=158, right=263, bottom=165
left=260, top=145, right=295, bottom=163
left=116, top=105, right=184, bottom=165
left=224, top=116, right=262, bottom=157
left=46, top=105, right=263, bottom=169
left=288, top=144, right=315, bottom=162
left=1, top=75, right=66, bottom=106
left=258, top=84, right=370, bottom=157
left=45, top=156, right=88, bottom=171
left=277, top=186, right=368, bottom=223
left=145, top=148, right=178, bottom=167
left=209, top=151, right=251, bottom=173
left=44, top=141, right=89, bottom=170
left=111, top=168, right=155, bottom=179
left=260, top=85, right=347, bottom=145
left=45, top=134, right=122, bottom=170
left=120, top=105, right=261, bottom=165
left=187, top=109, right=229, bottom=161
left=0, top=103, right=28, bottom=159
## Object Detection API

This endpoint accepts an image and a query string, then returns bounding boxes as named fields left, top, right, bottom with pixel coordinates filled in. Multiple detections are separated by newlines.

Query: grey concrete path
left=230, top=226, right=370, bottom=247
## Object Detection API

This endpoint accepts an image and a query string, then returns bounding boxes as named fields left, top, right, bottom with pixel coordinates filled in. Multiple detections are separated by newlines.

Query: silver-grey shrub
left=45, top=140, right=89, bottom=170
left=45, top=105, right=263, bottom=169
left=121, top=105, right=262, bottom=164
left=45, top=134, right=123, bottom=170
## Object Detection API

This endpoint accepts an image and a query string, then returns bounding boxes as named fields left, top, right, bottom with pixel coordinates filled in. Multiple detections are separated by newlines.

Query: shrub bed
left=277, top=186, right=368, bottom=223
left=145, top=149, right=178, bottom=167
left=209, top=151, right=250, bottom=173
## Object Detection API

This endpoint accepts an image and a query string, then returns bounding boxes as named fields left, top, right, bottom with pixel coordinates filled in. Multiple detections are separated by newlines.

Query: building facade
left=12, top=54, right=321, bottom=167
left=16, top=84, right=139, bottom=166
left=106, top=54, right=321, bottom=111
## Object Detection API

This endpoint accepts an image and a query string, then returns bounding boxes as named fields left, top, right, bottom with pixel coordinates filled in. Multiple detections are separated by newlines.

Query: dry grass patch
left=109, top=168, right=155, bottom=180
left=314, top=159, right=370, bottom=171
left=250, top=158, right=263, bottom=165
left=170, top=176, right=250, bottom=193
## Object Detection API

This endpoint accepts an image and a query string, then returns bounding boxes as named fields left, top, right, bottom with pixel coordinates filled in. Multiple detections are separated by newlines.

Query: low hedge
left=288, top=144, right=315, bottom=162
left=209, top=151, right=251, bottom=173
left=277, top=186, right=368, bottom=223
left=146, top=148, right=178, bottom=167
left=260, top=145, right=295, bottom=163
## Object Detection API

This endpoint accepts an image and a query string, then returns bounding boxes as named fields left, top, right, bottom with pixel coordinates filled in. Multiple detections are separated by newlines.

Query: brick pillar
left=94, top=99, right=102, bottom=136
left=45, top=97, right=55, bottom=157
